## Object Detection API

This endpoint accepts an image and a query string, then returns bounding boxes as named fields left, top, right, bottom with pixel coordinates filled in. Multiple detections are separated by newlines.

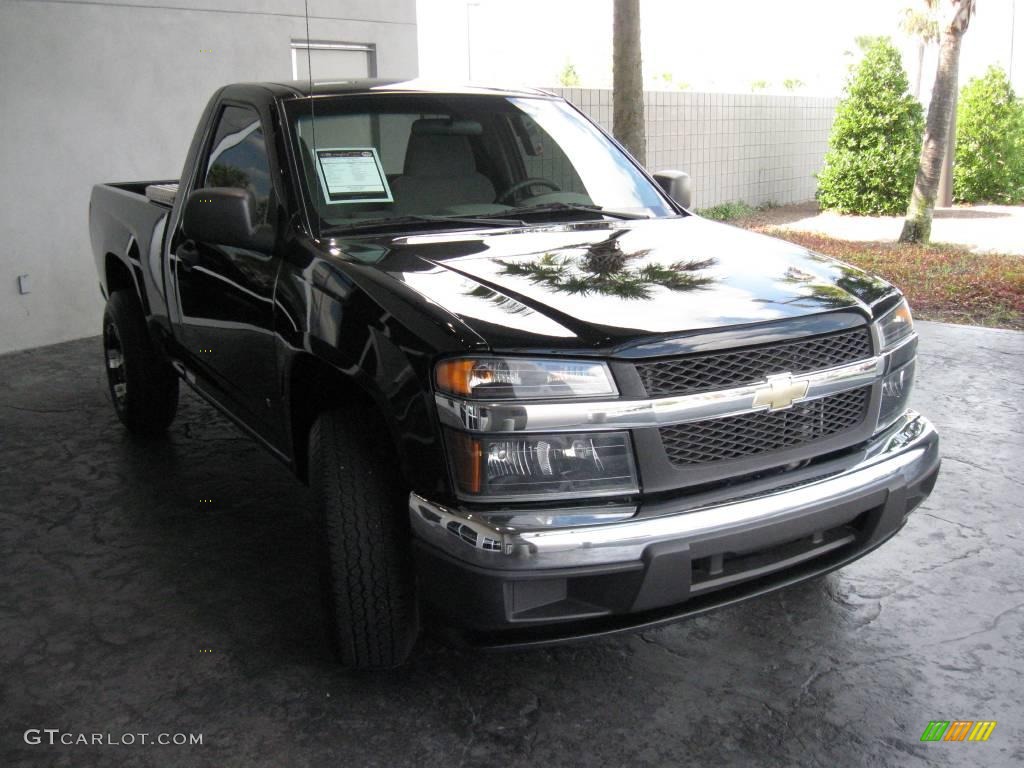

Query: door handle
left=177, top=241, right=201, bottom=270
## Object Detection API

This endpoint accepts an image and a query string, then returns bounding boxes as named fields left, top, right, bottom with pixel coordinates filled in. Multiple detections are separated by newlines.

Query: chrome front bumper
left=410, top=411, right=940, bottom=572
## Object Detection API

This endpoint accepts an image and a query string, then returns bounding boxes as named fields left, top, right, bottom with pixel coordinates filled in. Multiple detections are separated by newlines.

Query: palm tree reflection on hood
left=497, top=230, right=716, bottom=299
left=777, top=266, right=851, bottom=308
left=779, top=256, right=893, bottom=309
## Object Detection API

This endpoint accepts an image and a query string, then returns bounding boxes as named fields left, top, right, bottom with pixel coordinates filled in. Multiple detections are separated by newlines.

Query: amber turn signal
left=435, top=359, right=478, bottom=397
left=877, top=299, right=914, bottom=350
left=447, top=430, right=482, bottom=494
left=891, top=303, right=913, bottom=328
left=434, top=357, right=616, bottom=400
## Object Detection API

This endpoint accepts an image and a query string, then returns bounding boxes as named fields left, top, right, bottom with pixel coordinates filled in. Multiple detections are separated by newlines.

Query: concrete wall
left=549, top=88, right=838, bottom=211
left=0, top=0, right=418, bottom=354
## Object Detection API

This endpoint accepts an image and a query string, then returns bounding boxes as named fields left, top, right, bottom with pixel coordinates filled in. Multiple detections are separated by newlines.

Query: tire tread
left=311, top=410, right=417, bottom=669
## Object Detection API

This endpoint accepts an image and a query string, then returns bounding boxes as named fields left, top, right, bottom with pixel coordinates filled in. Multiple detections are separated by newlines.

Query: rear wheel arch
left=102, top=290, right=179, bottom=435
left=104, top=252, right=150, bottom=315
left=105, top=253, right=133, bottom=296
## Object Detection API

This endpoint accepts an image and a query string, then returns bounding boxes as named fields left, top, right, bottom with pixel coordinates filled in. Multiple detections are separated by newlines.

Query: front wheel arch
left=286, top=354, right=405, bottom=485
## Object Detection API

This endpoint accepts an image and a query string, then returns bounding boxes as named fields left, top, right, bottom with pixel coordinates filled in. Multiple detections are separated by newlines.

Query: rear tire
left=102, top=290, right=179, bottom=435
left=309, top=408, right=419, bottom=669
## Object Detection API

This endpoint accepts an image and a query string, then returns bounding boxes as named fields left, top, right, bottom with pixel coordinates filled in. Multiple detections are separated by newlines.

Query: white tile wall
left=549, top=88, right=838, bottom=210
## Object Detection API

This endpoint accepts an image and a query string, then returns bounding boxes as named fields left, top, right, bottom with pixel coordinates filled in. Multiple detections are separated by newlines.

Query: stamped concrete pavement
left=0, top=321, right=1021, bottom=767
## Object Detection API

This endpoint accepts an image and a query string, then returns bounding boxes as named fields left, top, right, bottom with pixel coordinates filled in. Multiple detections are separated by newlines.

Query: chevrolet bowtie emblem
left=752, top=374, right=810, bottom=411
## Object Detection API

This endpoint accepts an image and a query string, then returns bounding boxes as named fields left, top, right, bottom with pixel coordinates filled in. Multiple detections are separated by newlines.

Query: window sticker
left=314, top=147, right=393, bottom=204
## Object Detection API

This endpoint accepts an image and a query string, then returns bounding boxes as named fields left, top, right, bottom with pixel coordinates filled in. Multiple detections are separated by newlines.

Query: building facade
left=0, top=0, right=418, bottom=353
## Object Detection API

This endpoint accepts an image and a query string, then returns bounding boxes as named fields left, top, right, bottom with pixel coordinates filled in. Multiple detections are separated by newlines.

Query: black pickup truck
left=90, top=80, right=940, bottom=669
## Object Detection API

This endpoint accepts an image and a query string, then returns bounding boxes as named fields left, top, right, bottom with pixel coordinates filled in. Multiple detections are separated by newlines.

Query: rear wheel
left=102, top=290, right=179, bottom=435
left=309, top=408, right=419, bottom=669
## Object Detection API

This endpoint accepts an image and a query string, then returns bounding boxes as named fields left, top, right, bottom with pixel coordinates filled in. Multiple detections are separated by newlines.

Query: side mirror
left=653, top=170, right=692, bottom=210
left=182, top=187, right=271, bottom=251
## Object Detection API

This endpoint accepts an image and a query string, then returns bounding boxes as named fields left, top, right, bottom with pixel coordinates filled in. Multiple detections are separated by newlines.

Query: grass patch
left=751, top=230, right=1024, bottom=330
left=697, top=201, right=757, bottom=221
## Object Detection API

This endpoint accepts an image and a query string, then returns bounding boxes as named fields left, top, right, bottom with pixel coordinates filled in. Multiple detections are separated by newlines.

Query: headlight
left=876, top=299, right=914, bottom=350
left=435, top=357, right=616, bottom=400
left=445, top=429, right=638, bottom=500
left=877, top=359, right=915, bottom=431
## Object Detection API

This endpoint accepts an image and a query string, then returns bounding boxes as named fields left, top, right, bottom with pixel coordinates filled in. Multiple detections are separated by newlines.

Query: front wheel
left=102, top=291, right=179, bottom=435
left=309, top=409, right=419, bottom=669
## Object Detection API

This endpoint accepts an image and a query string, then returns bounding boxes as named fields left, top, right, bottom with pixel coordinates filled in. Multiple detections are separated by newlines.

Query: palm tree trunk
left=613, top=0, right=646, bottom=167
left=914, top=40, right=925, bottom=99
left=900, top=31, right=962, bottom=243
left=900, top=0, right=974, bottom=243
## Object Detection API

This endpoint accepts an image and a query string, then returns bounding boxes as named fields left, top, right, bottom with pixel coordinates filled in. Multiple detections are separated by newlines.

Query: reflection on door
left=174, top=104, right=283, bottom=445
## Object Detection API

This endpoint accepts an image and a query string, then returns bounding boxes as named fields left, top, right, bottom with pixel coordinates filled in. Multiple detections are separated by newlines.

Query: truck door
left=172, top=103, right=283, bottom=444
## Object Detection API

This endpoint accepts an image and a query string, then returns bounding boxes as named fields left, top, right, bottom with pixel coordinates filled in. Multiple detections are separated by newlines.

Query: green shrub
left=817, top=38, right=924, bottom=215
left=954, top=66, right=1024, bottom=203
left=697, top=201, right=756, bottom=221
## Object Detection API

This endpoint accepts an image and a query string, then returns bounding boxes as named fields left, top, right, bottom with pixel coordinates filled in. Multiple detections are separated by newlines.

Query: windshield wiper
left=324, top=214, right=525, bottom=236
left=493, top=202, right=650, bottom=221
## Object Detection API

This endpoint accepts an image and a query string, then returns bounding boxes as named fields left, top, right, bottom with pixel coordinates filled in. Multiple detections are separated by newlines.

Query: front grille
left=660, top=387, right=870, bottom=466
left=636, top=327, right=873, bottom=397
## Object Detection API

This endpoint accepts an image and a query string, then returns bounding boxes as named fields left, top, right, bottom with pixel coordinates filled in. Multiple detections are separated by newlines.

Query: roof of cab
left=260, top=78, right=558, bottom=99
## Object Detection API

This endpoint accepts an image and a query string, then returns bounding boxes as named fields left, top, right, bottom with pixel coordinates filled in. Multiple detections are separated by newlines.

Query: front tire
left=102, top=290, right=179, bottom=435
left=310, top=409, right=419, bottom=669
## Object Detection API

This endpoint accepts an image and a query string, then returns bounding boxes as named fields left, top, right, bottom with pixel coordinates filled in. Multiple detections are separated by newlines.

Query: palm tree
left=613, top=0, right=646, bottom=166
left=900, top=2, right=940, bottom=99
left=900, top=0, right=976, bottom=244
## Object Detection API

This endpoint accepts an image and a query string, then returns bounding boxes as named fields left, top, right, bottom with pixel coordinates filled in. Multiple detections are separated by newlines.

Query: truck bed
left=101, top=180, right=180, bottom=208
left=89, top=180, right=179, bottom=315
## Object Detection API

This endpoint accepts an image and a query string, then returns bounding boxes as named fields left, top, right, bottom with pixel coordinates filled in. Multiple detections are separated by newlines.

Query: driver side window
left=204, top=105, right=273, bottom=225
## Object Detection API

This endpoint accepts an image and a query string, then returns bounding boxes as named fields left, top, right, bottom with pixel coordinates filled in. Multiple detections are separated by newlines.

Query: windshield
left=284, top=93, right=675, bottom=234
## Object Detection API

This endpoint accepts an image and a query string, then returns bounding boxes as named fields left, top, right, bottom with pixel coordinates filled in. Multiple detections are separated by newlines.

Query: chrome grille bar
left=435, top=355, right=884, bottom=433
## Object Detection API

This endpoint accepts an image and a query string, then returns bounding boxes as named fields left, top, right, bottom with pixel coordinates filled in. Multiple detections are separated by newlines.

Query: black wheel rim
left=103, top=321, right=127, bottom=412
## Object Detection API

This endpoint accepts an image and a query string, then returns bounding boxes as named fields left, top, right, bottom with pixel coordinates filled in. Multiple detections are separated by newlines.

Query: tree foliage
left=954, top=66, right=1024, bottom=203
left=817, top=38, right=924, bottom=215
left=899, top=4, right=939, bottom=44
left=899, top=2, right=940, bottom=98
left=558, top=62, right=581, bottom=87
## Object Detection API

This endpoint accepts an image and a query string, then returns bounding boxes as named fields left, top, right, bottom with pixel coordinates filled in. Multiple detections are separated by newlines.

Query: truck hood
left=339, top=216, right=895, bottom=351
